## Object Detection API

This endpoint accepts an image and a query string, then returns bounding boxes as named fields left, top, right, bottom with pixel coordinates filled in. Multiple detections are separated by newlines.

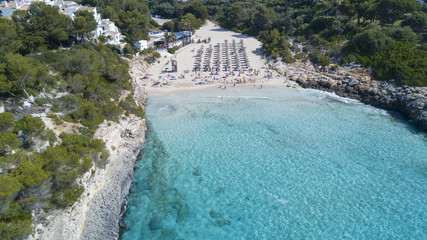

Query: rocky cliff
left=33, top=78, right=147, bottom=239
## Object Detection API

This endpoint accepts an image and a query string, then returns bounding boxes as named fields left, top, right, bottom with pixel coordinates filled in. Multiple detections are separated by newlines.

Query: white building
left=0, top=0, right=123, bottom=46
left=94, top=18, right=123, bottom=45
left=134, top=40, right=148, bottom=51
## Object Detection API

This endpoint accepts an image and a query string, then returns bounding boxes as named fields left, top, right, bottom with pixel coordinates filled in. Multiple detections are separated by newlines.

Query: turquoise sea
left=121, top=87, right=427, bottom=239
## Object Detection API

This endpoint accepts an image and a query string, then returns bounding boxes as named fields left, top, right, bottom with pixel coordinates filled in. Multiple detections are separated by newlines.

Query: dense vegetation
left=0, top=2, right=145, bottom=239
left=152, top=0, right=426, bottom=86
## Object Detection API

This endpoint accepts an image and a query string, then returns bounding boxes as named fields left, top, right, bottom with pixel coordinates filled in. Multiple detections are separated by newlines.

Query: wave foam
left=299, top=89, right=389, bottom=116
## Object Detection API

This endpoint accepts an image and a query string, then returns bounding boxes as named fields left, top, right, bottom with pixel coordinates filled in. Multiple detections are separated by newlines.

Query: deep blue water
left=121, top=87, right=427, bottom=239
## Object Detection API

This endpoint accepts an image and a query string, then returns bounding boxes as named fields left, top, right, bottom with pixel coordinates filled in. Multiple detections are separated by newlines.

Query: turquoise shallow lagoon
left=121, top=87, right=427, bottom=239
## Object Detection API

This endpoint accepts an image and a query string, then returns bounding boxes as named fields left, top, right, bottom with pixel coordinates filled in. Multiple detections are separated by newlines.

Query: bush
left=168, top=46, right=180, bottom=54
left=144, top=57, right=153, bottom=64
left=34, top=98, right=49, bottom=106
left=0, top=175, right=22, bottom=202
left=48, top=114, right=63, bottom=125
left=124, top=43, right=137, bottom=56
left=140, top=47, right=155, bottom=55
left=50, top=185, right=84, bottom=208
left=118, top=95, right=145, bottom=118
left=0, top=219, right=33, bottom=240
left=14, top=115, right=45, bottom=137
left=319, top=55, right=330, bottom=66
left=102, top=102, right=123, bottom=121
left=13, top=161, right=48, bottom=188
left=401, top=11, right=427, bottom=32
left=163, top=21, right=175, bottom=32
left=373, top=42, right=427, bottom=86
left=0, top=112, right=15, bottom=132
left=0, top=132, right=21, bottom=155
left=295, top=53, right=306, bottom=60
left=349, top=26, right=392, bottom=55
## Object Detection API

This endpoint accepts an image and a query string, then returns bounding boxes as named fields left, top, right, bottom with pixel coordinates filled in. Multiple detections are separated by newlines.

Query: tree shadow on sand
left=210, top=28, right=228, bottom=32
left=231, top=34, right=250, bottom=39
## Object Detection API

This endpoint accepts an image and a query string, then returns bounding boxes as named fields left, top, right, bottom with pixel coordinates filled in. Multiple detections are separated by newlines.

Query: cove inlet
left=120, top=87, right=427, bottom=239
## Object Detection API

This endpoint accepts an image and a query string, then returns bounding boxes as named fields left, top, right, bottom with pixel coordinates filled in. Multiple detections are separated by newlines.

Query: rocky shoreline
left=277, top=62, right=427, bottom=132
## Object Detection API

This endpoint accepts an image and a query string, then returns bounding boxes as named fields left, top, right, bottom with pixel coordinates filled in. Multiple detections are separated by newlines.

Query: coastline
left=32, top=18, right=425, bottom=240
left=136, top=20, right=426, bottom=131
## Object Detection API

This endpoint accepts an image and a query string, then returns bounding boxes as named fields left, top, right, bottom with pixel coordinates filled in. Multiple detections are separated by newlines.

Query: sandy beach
left=135, top=21, right=293, bottom=96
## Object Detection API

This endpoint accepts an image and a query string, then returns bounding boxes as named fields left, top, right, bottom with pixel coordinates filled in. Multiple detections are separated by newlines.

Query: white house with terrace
left=1, top=0, right=123, bottom=46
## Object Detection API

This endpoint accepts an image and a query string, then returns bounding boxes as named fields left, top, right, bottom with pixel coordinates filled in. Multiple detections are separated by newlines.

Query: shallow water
left=121, top=87, right=427, bottom=239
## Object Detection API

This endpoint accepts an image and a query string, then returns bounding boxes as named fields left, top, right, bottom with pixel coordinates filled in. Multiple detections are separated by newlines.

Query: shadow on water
left=386, top=110, right=426, bottom=137
left=119, top=121, right=192, bottom=240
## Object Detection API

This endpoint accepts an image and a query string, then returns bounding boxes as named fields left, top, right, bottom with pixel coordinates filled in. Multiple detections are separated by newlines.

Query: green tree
left=349, top=25, right=392, bottom=55
left=2, top=54, right=49, bottom=99
left=14, top=115, right=46, bottom=139
left=377, top=0, right=420, bottom=25
left=107, top=64, right=130, bottom=83
left=163, top=21, right=175, bottom=32
left=0, top=151, right=28, bottom=172
left=103, top=6, right=119, bottom=22
left=254, top=5, right=275, bottom=31
left=0, top=132, right=20, bottom=155
left=0, top=112, right=15, bottom=132
left=12, top=2, right=73, bottom=50
left=389, top=26, right=420, bottom=42
left=73, top=10, right=97, bottom=42
left=339, top=0, right=376, bottom=24
left=0, top=219, right=33, bottom=240
left=179, top=13, right=202, bottom=32
left=183, top=0, right=208, bottom=21
left=117, top=10, right=150, bottom=44
left=373, top=42, right=427, bottom=86
left=0, top=175, right=22, bottom=202
left=68, top=49, right=102, bottom=75
left=227, top=4, right=246, bottom=28
left=401, top=11, right=427, bottom=32
left=315, top=1, right=332, bottom=16
left=27, top=2, right=72, bottom=48
left=51, top=184, right=83, bottom=207
left=0, top=18, right=21, bottom=54
left=13, top=161, right=49, bottom=188
left=164, top=32, right=177, bottom=49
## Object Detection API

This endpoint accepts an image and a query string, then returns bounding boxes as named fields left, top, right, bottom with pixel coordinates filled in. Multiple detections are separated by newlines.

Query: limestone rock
left=348, top=78, right=358, bottom=86
left=34, top=75, right=148, bottom=240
